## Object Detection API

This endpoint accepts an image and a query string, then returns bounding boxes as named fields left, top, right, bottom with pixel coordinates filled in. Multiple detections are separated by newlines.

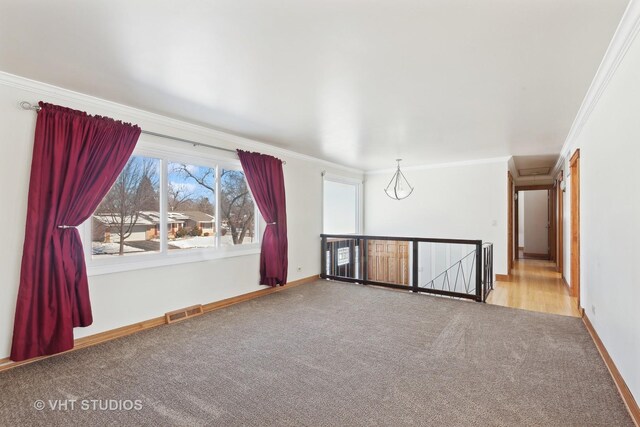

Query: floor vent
left=165, top=305, right=204, bottom=324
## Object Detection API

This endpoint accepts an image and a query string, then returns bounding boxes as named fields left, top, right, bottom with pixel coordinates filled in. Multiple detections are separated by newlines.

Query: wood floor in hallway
left=487, top=259, right=580, bottom=317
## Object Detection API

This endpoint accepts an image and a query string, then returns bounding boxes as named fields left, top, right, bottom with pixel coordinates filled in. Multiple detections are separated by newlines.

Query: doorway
left=514, top=186, right=554, bottom=260
left=492, top=181, right=577, bottom=317
left=493, top=167, right=578, bottom=317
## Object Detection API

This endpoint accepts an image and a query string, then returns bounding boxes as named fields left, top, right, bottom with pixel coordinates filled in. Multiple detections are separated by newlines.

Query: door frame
left=507, top=172, right=514, bottom=275
left=569, top=150, right=581, bottom=306
left=513, top=184, right=554, bottom=261
left=549, top=185, right=556, bottom=263
left=556, top=170, right=564, bottom=274
left=514, top=192, right=519, bottom=258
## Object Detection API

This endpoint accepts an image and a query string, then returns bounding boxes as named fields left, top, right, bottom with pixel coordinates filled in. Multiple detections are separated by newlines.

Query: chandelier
left=384, top=159, right=414, bottom=200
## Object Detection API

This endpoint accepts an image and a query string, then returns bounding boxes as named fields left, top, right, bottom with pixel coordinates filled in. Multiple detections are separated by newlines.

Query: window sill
left=86, top=244, right=261, bottom=276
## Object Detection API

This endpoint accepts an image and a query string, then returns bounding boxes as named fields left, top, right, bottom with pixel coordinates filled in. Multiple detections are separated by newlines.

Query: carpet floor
left=0, top=280, right=633, bottom=426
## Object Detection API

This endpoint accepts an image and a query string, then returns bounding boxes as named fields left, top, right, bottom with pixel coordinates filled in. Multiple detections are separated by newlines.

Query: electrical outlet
left=297, top=266, right=302, bottom=272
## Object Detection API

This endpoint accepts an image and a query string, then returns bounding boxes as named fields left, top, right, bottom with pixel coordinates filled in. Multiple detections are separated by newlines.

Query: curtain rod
left=19, top=101, right=285, bottom=163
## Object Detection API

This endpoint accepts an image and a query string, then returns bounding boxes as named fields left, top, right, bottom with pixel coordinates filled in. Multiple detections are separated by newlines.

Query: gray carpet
left=0, top=281, right=633, bottom=426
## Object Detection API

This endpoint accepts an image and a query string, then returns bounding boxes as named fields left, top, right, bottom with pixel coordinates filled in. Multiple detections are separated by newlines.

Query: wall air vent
left=165, top=305, right=204, bottom=324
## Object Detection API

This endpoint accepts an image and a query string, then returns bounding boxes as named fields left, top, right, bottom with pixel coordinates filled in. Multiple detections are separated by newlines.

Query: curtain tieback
left=57, top=225, right=76, bottom=229
left=267, top=222, right=277, bottom=225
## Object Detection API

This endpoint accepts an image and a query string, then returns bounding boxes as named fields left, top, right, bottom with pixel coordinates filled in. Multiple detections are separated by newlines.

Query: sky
left=125, top=155, right=247, bottom=202
left=168, top=162, right=215, bottom=200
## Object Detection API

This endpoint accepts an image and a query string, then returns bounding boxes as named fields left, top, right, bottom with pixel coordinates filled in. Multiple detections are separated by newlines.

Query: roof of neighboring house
left=138, top=211, right=162, bottom=224
left=143, top=211, right=188, bottom=224
left=93, top=211, right=215, bottom=227
left=94, top=211, right=188, bottom=226
left=180, top=211, right=215, bottom=223
left=167, top=212, right=190, bottom=221
left=93, top=214, right=156, bottom=226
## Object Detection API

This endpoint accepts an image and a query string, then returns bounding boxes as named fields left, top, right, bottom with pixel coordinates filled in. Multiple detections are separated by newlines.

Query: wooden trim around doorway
left=514, top=185, right=555, bottom=262
left=514, top=191, right=519, bottom=259
left=570, top=149, right=581, bottom=307
left=508, top=172, right=514, bottom=273
left=556, top=170, right=564, bottom=274
left=515, top=184, right=553, bottom=192
left=549, top=186, right=556, bottom=263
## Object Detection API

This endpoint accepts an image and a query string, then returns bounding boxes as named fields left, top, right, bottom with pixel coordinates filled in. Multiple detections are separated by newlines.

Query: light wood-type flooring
left=487, top=258, right=580, bottom=317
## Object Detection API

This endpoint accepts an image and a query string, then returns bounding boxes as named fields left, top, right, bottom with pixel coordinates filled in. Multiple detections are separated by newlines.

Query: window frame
left=81, top=139, right=262, bottom=276
left=322, top=173, right=363, bottom=235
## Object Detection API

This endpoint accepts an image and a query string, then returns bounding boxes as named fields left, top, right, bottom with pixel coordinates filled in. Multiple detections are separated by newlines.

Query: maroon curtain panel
left=11, top=102, right=141, bottom=361
left=237, top=150, right=288, bottom=286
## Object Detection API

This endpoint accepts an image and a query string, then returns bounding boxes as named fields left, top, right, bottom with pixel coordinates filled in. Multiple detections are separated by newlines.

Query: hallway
left=487, top=259, right=580, bottom=317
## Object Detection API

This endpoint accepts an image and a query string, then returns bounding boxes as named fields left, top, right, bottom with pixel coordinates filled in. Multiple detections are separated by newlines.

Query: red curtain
left=11, top=102, right=141, bottom=361
left=237, top=150, right=288, bottom=286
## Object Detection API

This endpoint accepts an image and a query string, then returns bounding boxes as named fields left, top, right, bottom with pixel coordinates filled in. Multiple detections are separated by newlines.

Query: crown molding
left=0, top=71, right=363, bottom=175
left=552, top=0, right=640, bottom=176
left=365, top=156, right=510, bottom=175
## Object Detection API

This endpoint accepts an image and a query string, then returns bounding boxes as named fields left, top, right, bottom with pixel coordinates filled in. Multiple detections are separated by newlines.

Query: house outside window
left=83, top=139, right=261, bottom=275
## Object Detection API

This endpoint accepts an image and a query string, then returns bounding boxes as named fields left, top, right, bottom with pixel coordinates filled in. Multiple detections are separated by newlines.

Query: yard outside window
left=85, top=141, right=261, bottom=275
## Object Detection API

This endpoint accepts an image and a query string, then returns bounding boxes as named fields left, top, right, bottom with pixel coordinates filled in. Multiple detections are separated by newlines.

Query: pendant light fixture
left=384, top=159, right=414, bottom=200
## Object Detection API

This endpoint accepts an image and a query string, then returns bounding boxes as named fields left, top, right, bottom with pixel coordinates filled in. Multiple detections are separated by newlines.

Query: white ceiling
left=0, top=1, right=629, bottom=171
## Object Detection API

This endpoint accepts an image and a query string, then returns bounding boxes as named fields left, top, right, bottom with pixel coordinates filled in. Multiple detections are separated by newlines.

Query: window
left=84, top=140, right=260, bottom=275
left=322, top=174, right=362, bottom=234
left=167, top=162, right=216, bottom=250
left=92, top=156, right=161, bottom=256
left=220, top=169, right=256, bottom=246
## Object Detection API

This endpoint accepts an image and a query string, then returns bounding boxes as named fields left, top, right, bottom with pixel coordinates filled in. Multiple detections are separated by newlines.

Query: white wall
left=518, top=192, right=525, bottom=247
left=0, top=75, right=363, bottom=359
left=523, top=190, right=548, bottom=255
left=364, top=160, right=508, bottom=276
left=559, top=16, right=640, bottom=402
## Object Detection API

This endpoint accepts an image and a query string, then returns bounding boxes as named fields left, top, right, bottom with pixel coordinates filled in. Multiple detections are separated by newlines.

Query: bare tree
left=196, top=196, right=214, bottom=215
left=97, top=157, right=159, bottom=255
left=174, top=164, right=254, bottom=244
left=168, top=183, right=194, bottom=211
left=220, top=170, right=255, bottom=244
